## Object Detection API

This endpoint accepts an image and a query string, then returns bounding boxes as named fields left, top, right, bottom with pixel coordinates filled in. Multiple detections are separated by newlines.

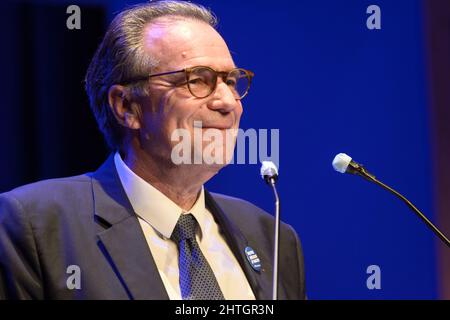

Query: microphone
left=332, top=153, right=376, bottom=180
left=261, top=161, right=279, bottom=185
left=332, top=153, right=450, bottom=248
left=260, top=161, right=280, bottom=300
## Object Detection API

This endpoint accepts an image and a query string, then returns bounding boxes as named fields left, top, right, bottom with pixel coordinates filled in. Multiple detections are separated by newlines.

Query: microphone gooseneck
left=332, top=153, right=450, bottom=248
left=260, top=161, right=280, bottom=300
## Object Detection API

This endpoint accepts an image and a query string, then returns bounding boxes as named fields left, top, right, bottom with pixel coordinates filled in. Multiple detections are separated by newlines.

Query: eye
left=188, top=77, right=207, bottom=85
left=226, top=78, right=237, bottom=87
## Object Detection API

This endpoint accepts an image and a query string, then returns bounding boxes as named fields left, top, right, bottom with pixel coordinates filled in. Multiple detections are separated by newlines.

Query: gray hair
left=85, top=1, right=218, bottom=150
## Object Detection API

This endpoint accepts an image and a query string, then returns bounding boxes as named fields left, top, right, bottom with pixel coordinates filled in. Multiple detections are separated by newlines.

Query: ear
left=108, top=85, right=141, bottom=130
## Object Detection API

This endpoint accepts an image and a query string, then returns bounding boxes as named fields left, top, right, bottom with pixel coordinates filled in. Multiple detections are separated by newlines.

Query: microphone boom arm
left=352, top=165, right=450, bottom=248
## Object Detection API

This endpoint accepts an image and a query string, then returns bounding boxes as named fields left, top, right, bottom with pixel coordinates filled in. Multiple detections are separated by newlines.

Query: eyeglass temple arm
left=120, top=69, right=185, bottom=85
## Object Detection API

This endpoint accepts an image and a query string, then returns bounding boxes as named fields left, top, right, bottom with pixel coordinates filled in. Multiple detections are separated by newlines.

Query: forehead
left=142, top=17, right=235, bottom=71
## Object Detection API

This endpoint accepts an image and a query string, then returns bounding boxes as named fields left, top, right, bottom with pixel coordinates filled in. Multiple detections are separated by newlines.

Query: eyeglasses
left=120, top=66, right=254, bottom=100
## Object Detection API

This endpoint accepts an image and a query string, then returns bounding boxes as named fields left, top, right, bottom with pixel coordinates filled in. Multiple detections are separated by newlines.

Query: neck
left=121, top=143, right=218, bottom=211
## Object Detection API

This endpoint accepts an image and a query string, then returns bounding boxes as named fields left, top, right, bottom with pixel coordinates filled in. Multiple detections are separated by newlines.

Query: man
left=0, top=1, right=306, bottom=299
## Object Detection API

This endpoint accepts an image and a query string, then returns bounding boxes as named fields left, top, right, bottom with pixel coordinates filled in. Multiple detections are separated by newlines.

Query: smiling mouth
left=193, top=121, right=234, bottom=130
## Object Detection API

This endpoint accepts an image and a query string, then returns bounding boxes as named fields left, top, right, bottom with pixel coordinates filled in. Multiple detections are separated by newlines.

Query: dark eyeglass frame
left=120, top=66, right=255, bottom=100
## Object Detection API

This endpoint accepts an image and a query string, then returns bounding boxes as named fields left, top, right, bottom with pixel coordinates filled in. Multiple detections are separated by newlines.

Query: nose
left=207, top=81, right=240, bottom=113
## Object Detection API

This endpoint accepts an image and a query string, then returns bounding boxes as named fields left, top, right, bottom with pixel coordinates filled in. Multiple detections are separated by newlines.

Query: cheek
left=234, top=104, right=244, bottom=124
left=148, top=92, right=191, bottom=131
left=162, top=102, right=202, bottom=144
left=172, top=100, right=205, bottom=127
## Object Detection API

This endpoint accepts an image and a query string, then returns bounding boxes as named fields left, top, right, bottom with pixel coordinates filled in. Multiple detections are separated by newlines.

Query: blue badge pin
left=244, top=246, right=261, bottom=272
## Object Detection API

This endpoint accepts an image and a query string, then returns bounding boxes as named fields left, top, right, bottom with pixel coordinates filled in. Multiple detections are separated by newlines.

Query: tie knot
left=171, top=214, right=198, bottom=242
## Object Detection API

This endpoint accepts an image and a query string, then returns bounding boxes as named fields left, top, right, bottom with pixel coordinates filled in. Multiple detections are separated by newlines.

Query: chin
left=202, top=162, right=229, bottom=176
left=198, top=145, right=235, bottom=166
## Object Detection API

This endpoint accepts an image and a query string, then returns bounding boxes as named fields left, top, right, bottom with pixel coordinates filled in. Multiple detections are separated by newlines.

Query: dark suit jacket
left=0, top=155, right=306, bottom=300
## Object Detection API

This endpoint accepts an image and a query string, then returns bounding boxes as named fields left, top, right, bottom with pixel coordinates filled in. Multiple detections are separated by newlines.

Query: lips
left=193, top=119, right=235, bottom=130
left=201, top=124, right=234, bottom=130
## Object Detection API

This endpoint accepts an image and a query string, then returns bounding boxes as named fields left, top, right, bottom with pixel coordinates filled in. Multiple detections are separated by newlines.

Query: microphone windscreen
left=332, top=153, right=352, bottom=173
left=260, top=161, right=278, bottom=179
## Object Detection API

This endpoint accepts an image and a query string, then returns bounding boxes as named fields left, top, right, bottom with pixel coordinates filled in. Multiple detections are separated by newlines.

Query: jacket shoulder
left=0, top=174, right=93, bottom=219
left=3, top=174, right=91, bottom=198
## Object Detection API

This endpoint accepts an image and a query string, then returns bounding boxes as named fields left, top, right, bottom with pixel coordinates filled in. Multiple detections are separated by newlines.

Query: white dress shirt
left=114, top=152, right=255, bottom=300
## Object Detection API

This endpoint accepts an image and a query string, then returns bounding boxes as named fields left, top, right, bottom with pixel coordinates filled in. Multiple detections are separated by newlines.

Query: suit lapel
left=205, top=190, right=273, bottom=300
left=90, top=155, right=275, bottom=300
left=91, top=155, right=168, bottom=300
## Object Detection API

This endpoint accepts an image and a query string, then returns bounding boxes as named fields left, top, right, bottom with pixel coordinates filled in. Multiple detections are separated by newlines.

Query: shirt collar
left=114, top=152, right=206, bottom=239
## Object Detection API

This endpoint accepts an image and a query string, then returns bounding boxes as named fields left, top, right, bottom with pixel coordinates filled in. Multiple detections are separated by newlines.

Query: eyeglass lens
left=187, top=67, right=250, bottom=99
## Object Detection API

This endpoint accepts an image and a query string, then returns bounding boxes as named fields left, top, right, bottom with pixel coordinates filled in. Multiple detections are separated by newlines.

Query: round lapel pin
left=244, top=246, right=261, bottom=272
